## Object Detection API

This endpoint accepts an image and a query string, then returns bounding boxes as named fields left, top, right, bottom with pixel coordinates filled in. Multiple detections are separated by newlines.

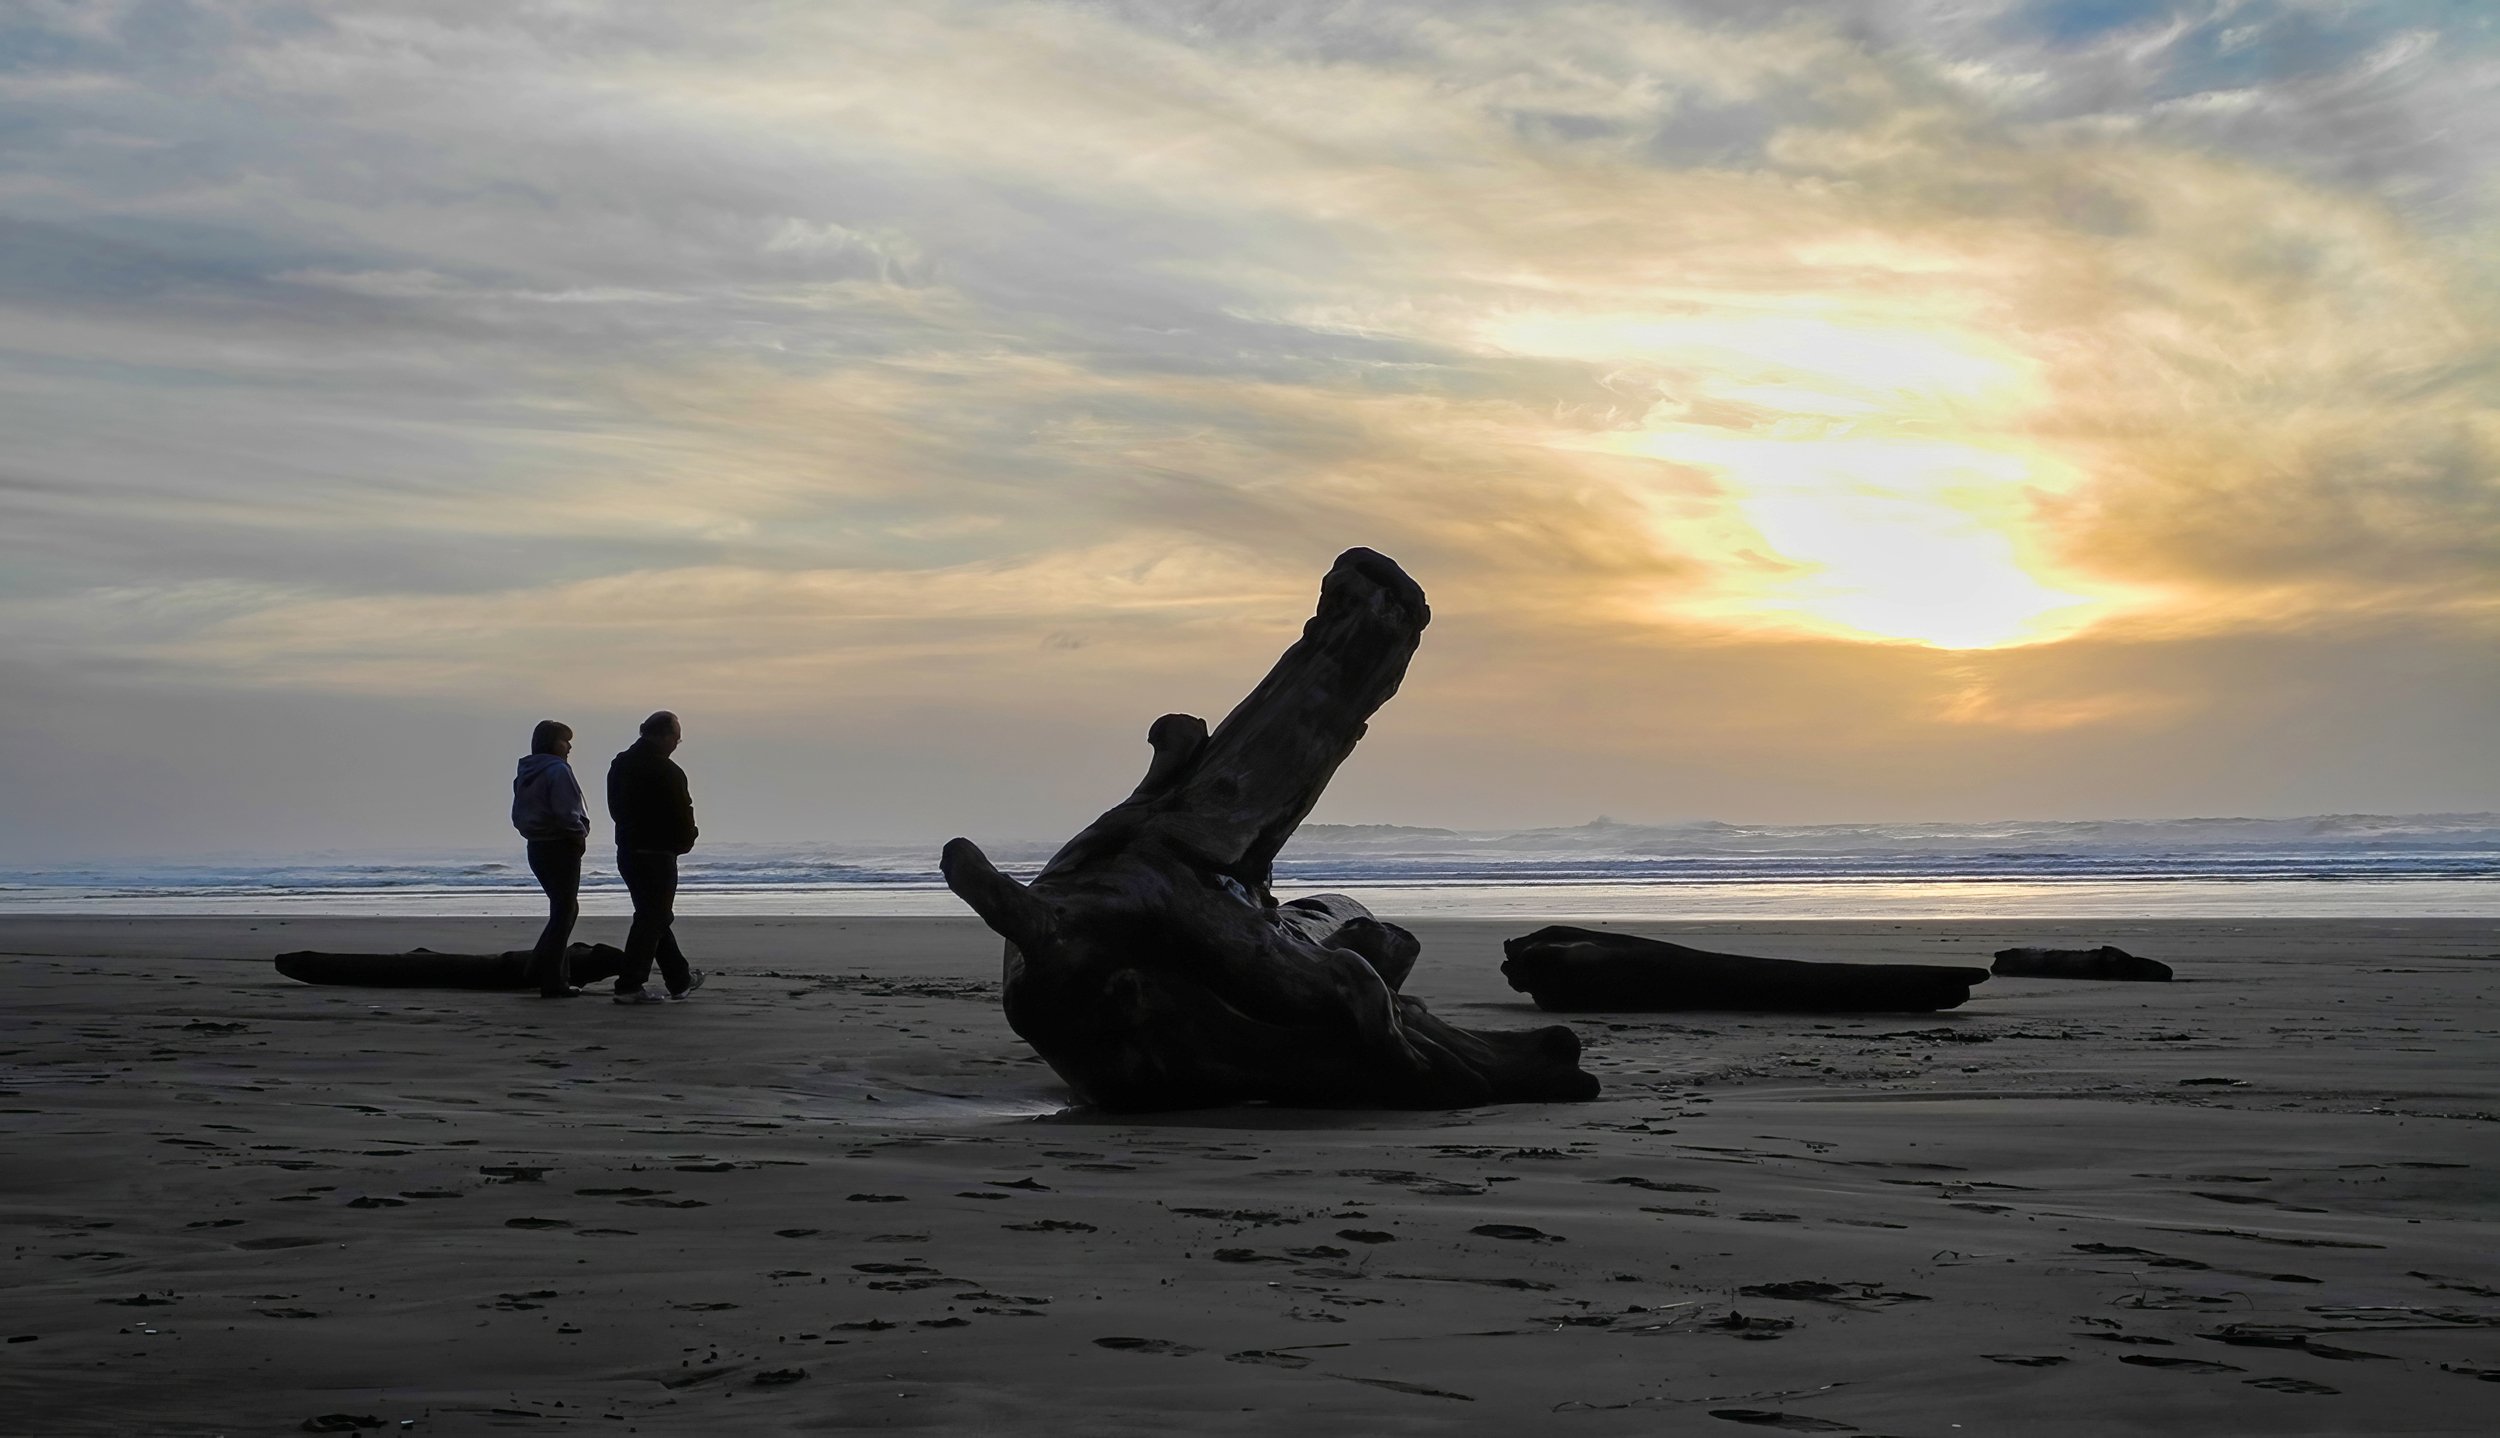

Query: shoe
left=667, top=969, right=706, bottom=1001
left=538, top=986, right=583, bottom=999
left=612, top=986, right=666, bottom=1005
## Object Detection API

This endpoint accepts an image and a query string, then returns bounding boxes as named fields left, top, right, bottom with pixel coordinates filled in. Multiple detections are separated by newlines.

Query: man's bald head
left=640, top=710, right=681, bottom=753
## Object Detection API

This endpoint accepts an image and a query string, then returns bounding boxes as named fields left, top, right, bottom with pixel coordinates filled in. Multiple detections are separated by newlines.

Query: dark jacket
left=608, top=739, right=698, bottom=855
left=511, top=754, right=590, bottom=840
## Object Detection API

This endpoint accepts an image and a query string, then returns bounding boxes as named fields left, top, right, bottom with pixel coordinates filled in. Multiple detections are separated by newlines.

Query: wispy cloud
left=1, top=1, right=2493, bottom=848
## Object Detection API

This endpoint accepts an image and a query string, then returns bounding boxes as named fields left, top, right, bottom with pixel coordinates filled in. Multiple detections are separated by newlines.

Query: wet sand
left=2, top=914, right=2495, bottom=1435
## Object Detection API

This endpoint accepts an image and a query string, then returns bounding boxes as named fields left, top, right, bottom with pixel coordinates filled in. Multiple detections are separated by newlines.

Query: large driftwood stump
left=1502, top=926, right=1989, bottom=1013
left=941, top=548, right=1597, bottom=1111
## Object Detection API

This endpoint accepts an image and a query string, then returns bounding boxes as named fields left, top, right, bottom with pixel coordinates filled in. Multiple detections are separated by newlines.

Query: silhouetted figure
left=511, top=719, right=590, bottom=998
left=607, top=710, right=705, bottom=1004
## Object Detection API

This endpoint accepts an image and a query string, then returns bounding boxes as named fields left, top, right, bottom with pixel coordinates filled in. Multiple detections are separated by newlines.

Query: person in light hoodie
left=511, top=719, right=592, bottom=998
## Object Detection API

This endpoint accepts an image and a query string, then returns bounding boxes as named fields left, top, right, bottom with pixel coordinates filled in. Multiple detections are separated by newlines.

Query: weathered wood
left=1502, top=926, right=1989, bottom=1013
left=1992, top=946, right=2173, bottom=981
left=942, top=548, right=1597, bottom=1111
left=273, top=943, right=628, bottom=990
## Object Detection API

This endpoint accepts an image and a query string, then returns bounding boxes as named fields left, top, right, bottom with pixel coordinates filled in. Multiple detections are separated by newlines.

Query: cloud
left=0, top=0, right=2493, bottom=850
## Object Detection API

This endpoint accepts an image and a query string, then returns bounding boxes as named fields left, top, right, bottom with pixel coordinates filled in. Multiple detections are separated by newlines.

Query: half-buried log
left=273, top=943, right=628, bottom=990
left=1502, top=926, right=1989, bottom=1013
left=1992, top=946, right=2173, bottom=981
left=941, top=547, right=1597, bottom=1111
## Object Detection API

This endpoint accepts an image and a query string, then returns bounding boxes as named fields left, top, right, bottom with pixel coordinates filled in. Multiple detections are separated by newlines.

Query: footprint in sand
left=1226, top=1350, right=1313, bottom=1369
left=1708, top=1410, right=1856, bottom=1431
left=1598, top=1176, right=1718, bottom=1194
left=2199, top=1326, right=2391, bottom=1361
left=2246, top=1376, right=2338, bottom=1394
left=2072, top=1242, right=2208, bottom=1271
left=1005, top=1219, right=1097, bottom=1233
left=1170, top=1206, right=1289, bottom=1225
left=1983, top=1354, right=2068, bottom=1366
left=1738, top=1281, right=1928, bottom=1307
left=1702, top=1312, right=1795, bottom=1339
left=1095, top=1336, right=1200, bottom=1356
left=1336, top=1230, right=1395, bottom=1244
left=2120, top=1355, right=2243, bottom=1374
left=1334, top=1375, right=1473, bottom=1401
left=1470, top=1224, right=1562, bottom=1243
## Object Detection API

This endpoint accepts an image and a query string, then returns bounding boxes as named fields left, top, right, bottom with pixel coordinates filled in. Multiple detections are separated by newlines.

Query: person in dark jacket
left=511, top=719, right=591, bottom=997
left=607, top=710, right=704, bottom=1003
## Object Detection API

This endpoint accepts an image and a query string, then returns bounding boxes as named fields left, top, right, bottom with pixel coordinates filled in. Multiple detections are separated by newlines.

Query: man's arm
left=673, top=760, right=698, bottom=851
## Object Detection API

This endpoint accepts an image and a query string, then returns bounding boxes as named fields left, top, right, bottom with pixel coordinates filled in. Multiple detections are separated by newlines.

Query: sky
left=1, top=0, right=2495, bottom=861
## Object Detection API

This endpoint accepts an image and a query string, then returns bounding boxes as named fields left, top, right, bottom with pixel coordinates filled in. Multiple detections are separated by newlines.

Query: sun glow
left=1627, top=430, right=2099, bottom=649
left=1492, top=308, right=2112, bottom=649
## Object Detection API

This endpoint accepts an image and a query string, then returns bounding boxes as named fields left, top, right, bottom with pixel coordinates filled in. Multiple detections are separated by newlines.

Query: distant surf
left=4, top=812, right=2495, bottom=918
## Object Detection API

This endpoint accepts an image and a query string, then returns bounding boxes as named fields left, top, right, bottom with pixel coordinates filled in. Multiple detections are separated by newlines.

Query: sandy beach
left=2, top=913, right=2495, bottom=1436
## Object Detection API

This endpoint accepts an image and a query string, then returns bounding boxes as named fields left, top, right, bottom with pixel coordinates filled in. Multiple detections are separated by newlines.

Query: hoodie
left=608, top=739, right=698, bottom=855
left=511, top=753, right=590, bottom=841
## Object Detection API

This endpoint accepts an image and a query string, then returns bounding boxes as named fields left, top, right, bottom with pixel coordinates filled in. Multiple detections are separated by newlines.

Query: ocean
left=4, top=813, right=2495, bottom=919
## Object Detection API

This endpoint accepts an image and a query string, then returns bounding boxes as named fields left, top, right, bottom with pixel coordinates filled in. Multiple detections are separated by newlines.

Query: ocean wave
left=8, top=812, right=2496, bottom=907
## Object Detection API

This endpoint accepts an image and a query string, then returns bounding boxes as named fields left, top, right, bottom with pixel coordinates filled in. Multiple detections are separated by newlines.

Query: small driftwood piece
left=1992, top=946, right=2173, bottom=981
left=1502, top=926, right=1989, bottom=1013
left=941, top=548, right=1597, bottom=1111
left=273, top=943, right=627, bottom=990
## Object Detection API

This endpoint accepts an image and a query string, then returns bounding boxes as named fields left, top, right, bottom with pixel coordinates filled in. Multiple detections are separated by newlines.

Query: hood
left=516, top=753, right=571, bottom=780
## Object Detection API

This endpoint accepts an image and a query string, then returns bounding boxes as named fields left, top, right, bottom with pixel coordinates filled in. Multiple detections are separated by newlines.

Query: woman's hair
left=529, top=719, right=574, bottom=755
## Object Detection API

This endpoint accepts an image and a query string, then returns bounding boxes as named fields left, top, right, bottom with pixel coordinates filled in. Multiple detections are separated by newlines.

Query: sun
left=1489, top=307, right=2114, bottom=649
left=1633, top=430, right=2101, bottom=650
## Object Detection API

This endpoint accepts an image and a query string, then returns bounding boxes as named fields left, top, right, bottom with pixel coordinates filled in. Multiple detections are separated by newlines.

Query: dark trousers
left=616, top=848, right=692, bottom=994
left=525, top=835, right=584, bottom=993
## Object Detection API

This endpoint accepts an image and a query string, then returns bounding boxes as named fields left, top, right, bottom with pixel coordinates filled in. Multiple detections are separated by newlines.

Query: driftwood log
left=1992, top=946, right=2173, bottom=981
left=1502, top=926, right=1989, bottom=1013
left=941, top=548, right=1597, bottom=1111
left=273, top=943, right=627, bottom=990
